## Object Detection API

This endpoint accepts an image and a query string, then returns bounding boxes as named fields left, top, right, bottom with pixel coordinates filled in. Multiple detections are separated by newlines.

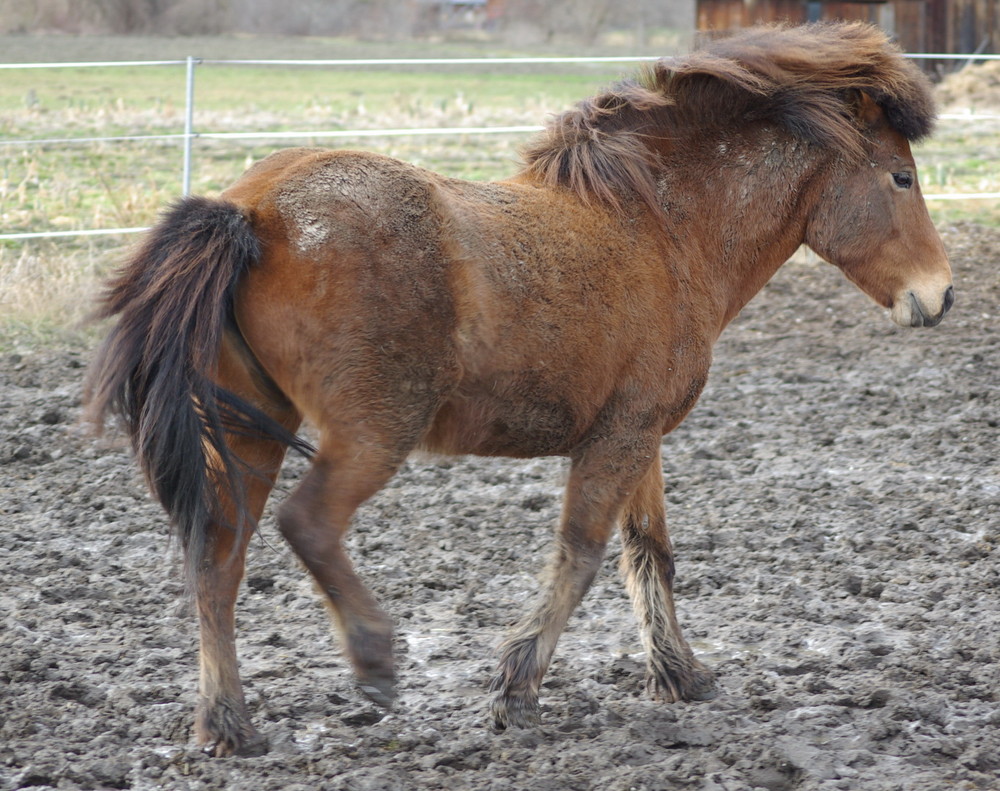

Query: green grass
left=1, top=33, right=997, bottom=348
left=0, top=65, right=615, bottom=121
left=1, top=36, right=637, bottom=347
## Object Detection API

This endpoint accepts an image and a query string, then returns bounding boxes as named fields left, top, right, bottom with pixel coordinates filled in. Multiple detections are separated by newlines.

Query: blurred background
left=1, top=0, right=997, bottom=344
left=1, top=0, right=697, bottom=45
left=0, top=0, right=996, bottom=57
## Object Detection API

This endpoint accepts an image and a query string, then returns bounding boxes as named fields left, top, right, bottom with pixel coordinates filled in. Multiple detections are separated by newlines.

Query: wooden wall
left=696, top=0, right=999, bottom=58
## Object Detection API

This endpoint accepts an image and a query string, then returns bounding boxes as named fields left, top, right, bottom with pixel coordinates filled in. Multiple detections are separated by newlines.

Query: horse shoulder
left=431, top=178, right=715, bottom=435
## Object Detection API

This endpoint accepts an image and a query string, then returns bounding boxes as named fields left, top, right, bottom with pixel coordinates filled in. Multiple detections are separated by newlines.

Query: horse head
left=805, top=91, right=953, bottom=328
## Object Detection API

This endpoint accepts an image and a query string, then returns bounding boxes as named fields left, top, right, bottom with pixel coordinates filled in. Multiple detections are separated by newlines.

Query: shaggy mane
left=519, top=21, right=936, bottom=215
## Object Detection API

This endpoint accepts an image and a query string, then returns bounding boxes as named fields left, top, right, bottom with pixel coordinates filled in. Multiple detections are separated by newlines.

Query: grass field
left=1, top=33, right=998, bottom=347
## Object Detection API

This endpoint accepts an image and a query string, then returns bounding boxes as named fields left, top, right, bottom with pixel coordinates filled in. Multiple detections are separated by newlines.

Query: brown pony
left=86, top=22, right=953, bottom=756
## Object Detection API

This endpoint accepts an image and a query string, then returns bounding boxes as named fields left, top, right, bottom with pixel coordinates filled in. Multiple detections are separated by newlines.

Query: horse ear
left=848, top=89, right=884, bottom=128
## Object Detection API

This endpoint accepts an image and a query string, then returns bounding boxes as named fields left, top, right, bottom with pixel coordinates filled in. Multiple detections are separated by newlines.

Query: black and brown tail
left=85, top=196, right=311, bottom=573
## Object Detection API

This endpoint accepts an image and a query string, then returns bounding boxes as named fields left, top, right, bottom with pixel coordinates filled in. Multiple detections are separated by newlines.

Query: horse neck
left=654, top=125, right=828, bottom=337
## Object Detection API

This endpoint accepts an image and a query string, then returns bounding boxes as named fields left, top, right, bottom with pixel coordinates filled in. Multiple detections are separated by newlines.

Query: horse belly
left=422, top=381, right=589, bottom=458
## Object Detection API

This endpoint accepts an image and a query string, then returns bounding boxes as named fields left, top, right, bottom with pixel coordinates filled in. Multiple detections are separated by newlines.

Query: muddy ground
left=1, top=223, right=998, bottom=791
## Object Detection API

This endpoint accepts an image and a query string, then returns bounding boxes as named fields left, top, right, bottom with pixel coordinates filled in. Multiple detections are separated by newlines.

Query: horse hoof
left=685, top=678, right=719, bottom=701
left=489, top=692, right=540, bottom=731
left=358, top=676, right=397, bottom=709
left=200, top=729, right=269, bottom=758
left=683, top=665, right=719, bottom=701
left=646, top=665, right=718, bottom=703
left=196, top=699, right=269, bottom=757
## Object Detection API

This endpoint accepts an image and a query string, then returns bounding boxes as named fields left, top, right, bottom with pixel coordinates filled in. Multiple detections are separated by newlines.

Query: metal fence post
left=182, top=56, right=197, bottom=196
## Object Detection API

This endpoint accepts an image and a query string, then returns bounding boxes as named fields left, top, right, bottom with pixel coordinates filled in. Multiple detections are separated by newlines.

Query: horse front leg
left=489, top=530, right=608, bottom=729
left=618, top=455, right=717, bottom=702
left=490, top=435, right=659, bottom=729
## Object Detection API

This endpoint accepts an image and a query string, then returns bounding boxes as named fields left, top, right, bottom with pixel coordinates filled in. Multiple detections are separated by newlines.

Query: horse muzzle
left=890, top=284, right=954, bottom=328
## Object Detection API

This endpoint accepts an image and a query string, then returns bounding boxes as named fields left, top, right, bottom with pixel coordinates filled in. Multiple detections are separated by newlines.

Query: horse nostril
left=943, top=284, right=955, bottom=314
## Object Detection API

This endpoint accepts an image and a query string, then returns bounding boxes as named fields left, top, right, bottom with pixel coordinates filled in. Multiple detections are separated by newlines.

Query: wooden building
left=696, top=0, right=999, bottom=59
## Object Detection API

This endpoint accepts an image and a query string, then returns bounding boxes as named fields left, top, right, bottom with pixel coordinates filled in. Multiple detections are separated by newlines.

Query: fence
left=1, top=52, right=999, bottom=243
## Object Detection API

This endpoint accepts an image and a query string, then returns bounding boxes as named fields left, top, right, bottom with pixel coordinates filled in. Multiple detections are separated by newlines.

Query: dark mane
left=520, top=21, right=936, bottom=215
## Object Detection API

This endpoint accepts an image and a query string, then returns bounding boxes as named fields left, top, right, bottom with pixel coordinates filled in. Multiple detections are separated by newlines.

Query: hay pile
left=935, top=59, right=1000, bottom=111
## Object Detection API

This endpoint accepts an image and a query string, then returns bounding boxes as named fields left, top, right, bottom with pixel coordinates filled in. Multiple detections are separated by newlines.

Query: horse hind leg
left=195, top=466, right=280, bottom=757
left=194, top=338, right=302, bottom=757
left=276, top=434, right=415, bottom=709
left=618, top=456, right=717, bottom=703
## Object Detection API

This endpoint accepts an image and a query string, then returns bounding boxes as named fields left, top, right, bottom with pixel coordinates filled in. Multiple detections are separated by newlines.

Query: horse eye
left=892, top=171, right=913, bottom=189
